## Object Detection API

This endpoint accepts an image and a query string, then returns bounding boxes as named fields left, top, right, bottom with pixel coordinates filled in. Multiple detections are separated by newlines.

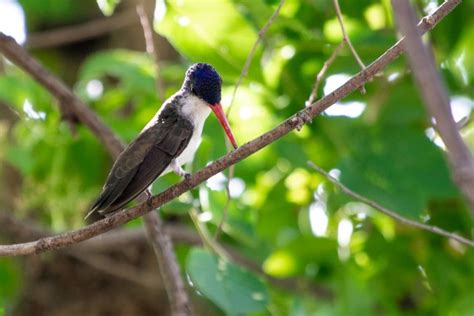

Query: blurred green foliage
left=0, top=259, right=20, bottom=307
left=1, top=0, right=474, bottom=315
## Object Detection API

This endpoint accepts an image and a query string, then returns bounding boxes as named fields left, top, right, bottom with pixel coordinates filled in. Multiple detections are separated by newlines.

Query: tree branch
left=26, top=9, right=138, bottom=49
left=391, top=0, right=474, bottom=215
left=0, top=211, right=198, bottom=250
left=141, top=212, right=191, bottom=315
left=0, top=0, right=462, bottom=256
left=307, top=162, right=474, bottom=247
left=0, top=211, right=333, bottom=299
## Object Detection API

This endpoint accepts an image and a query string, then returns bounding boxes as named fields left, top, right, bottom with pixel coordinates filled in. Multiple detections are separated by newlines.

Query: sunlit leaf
left=96, top=0, right=121, bottom=16
left=328, top=120, right=459, bottom=218
left=78, top=49, right=156, bottom=98
left=155, top=0, right=263, bottom=81
left=186, top=248, right=269, bottom=315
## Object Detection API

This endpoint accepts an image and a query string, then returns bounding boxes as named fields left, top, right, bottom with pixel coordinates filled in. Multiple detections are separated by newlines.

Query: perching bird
left=86, top=63, right=238, bottom=222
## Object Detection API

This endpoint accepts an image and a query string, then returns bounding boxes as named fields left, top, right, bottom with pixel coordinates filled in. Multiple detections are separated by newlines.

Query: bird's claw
left=294, top=112, right=312, bottom=131
left=146, top=197, right=153, bottom=207
left=184, top=172, right=191, bottom=180
left=145, top=190, right=153, bottom=207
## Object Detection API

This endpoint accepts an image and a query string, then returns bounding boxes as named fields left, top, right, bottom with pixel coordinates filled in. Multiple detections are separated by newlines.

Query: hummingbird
left=86, top=63, right=238, bottom=222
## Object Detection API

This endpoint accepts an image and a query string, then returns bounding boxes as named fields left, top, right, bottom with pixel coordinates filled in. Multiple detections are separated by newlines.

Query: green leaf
left=335, top=123, right=459, bottom=218
left=97, top=0, right=121, bottom=16
left=186, top=248, right=269, bottom=315
left=0, top=70, right=54, bottom=114
left=155, top=0, right=263, bottom=81
left=160, top=200, right=192, bottom=215
left=19, top=0, right=92, bottom=23
left=450, top=23, right=474, bottom=87
left=263, top=236, right=338, bottom=277
left=335, top=265, right=377, bottom=316
left=78, top=49, right=156, bottom=98
left=5, top=145, right=35, bottom=175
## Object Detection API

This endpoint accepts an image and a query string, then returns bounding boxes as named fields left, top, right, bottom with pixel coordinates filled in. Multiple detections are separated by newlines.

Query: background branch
left=136, top=0, right=165, bottom=99
left=307, top=162, right=474, bottom=247
left=0, top=0, right=462, bottom=256
left=67, top=251, right=162, bottom=289
left=141, top=212, right=191, bottom=315
left=26, top=9, right=138, bottom=49
left=135, top=1, right=192, bottom=314
left=391, top=0, right=474, bottom=215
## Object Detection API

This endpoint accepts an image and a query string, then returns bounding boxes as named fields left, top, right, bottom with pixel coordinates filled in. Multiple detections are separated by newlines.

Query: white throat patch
left=169, top=94, right=211, bottom=168
left=179, top=94, right=211, bottom=127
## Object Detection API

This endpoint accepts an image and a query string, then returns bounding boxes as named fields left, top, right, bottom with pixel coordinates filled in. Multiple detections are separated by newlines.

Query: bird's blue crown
left=186, top=63, right=222, bottom=105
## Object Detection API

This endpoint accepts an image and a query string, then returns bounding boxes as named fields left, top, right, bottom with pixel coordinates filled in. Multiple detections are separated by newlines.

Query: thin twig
left=306, top=41, right=345, bottom=107
left=189, top=208, right=229, bottom=259
left=227, top=0, right=285, bottom=117
left=391, top=0, right=474, bottom=215
left=217, top=0, right=285, bottom=240
left=214, top=164, right=234, bottom=240
left=307, top=161, right=474, bottom=247
left=333, top=0, right=365, bottom=70
left=26, top=9, right=138, bottom=49
left=136, top=3, right=190, bottom=313
left=136, top=0, right=165, bottom=99
left=0, top=0, right=462, bottom=256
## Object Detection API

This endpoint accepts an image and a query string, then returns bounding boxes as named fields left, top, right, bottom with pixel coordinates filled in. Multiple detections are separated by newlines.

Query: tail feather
left=85, top=172, right=138, bottom=222
left=85, top=189, right=118, bottom=223
left=84, top=208, right=106, bottom=224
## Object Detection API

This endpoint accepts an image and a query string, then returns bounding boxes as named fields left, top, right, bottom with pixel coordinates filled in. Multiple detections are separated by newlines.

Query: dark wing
left=104, top=117, right=193, bottom=213
left=86, top=104, right=193, bottom=221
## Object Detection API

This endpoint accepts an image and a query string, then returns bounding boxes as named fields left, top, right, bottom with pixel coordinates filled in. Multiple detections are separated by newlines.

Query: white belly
left=163, top=94, right=210, bottom=174
left=176, top=124, right=203, bottom=166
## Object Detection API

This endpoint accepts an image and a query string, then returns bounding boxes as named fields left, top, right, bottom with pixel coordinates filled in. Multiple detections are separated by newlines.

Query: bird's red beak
left=211, top=103, right=238, bottom=149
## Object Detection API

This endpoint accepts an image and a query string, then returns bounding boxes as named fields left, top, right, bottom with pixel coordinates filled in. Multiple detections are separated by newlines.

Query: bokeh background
left=0, top=0, right=473, bottom=315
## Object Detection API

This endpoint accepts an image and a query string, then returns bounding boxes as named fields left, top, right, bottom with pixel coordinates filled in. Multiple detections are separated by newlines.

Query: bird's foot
left=171, top=160, right=190, bottom=179
left=294, top=111, right=312, bottom=131
left=145, top=190, right=153, bottom=207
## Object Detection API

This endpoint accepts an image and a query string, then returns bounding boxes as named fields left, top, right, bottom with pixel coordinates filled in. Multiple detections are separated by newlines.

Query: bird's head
left=187, top=63, right=222, bottom=105
left=185, top=63, right=238, bottom=149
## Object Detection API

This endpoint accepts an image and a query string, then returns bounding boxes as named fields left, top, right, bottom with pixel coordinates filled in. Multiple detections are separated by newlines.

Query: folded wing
left=86, top=105, right=193, bottom=221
